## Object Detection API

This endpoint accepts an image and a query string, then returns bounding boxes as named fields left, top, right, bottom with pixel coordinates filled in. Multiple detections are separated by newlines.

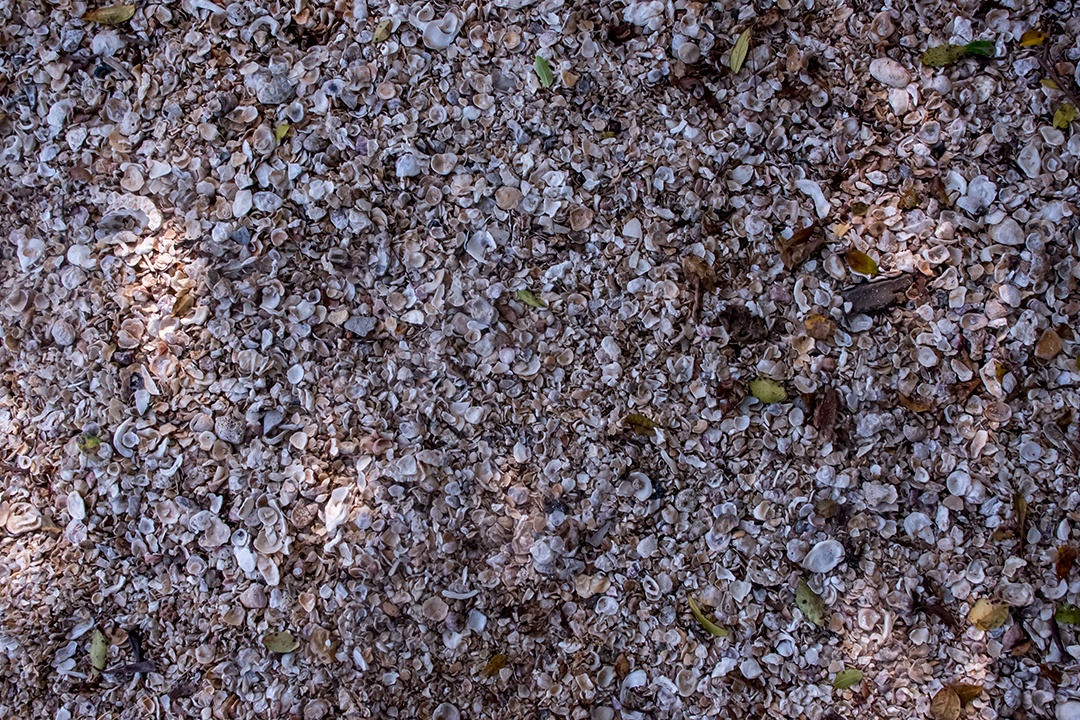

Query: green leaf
left=730, top=28, right=752, bottom=74
left=83, top=5, right=135, bottom=24
left=833, top=667, right=864, bottom=690
left=688, top=596, right=730, bottom=637
left=964, top=40, right=996, bottom=57
left=262, top=631, right=300, bottom=653
left=1054, top=103, right=1077, bottom=130
left=1055, top=603, right=1080, bottom=625
left=624, top=413, right=661, bottom=436
left=90, top=628, right=108, bottom=672
left=77, top=433, right=101, bottom=455
left=844, top=249, right=880, bottom=277
left=274, top=123, right=290, bottom=143
left=795, top=578, right=825, bottom=627
left=919, top=45, right=970, bottom=68
left=534, top=55, right=555, bottom=89
left=372, top=18, right=392, bottom=43
left=749, top=377, right=786, bottom=404
left=515, top=289, right=547, bottom=308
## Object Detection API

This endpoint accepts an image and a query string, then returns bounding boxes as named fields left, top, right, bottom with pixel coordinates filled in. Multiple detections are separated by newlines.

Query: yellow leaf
left=968, top=598, right=1009, bottom=631
left=481, top=653, right=507, bottom=677
left=844, top=248, right=880, bottom=276
left=262, top=631, right=300, bottom=653
left=730, top=28, right=752, bottom=74
left=1019, top=29, right=1048, bottom=47
left=804, top=314, right=835, bottom=341
left=274, top=123, right=290, bottom=143
left=833, top=668, right=864, bottom=690
left=372, top=18, right=392, bottom=43
left=624, top=413, right=661, bottom=435
left=688, top=596, right=730, bottom=637
left=1054, top=103, right=1077, bottom=130
left=833, top=222, right=851, bottom=238
left=82, top=5, right=135, bottom=24
left=931, top=688, right=961, bottom=720
left=1041, top=78, right=1060, bottom=90
left=748, top=377, right=786, bottom=404
left=515, top=289, right=547, bottom=308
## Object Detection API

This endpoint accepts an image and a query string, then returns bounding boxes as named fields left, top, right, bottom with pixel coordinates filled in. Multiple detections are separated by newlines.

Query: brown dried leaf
left=614, top=653, right=630, bottom=679
left=899, top=187, right=919, bottom=210
left=1056, top=545, right=1078, bottom=581
left=1035, top=328, right=1063, bottom=361
left=681, top=255, right=717, bottom=291
left=608, top=21, right=634, bottom=44
left=1009, top=639, right=1032, bottom=657
left=804, top=314, right=835, bottom=340
left=1040, top=664, right=1063, bottom=686
left=844, top=248, right=880, bottom=276
left=779, top=222, right=824, bottom=270
left=949, top=683, right=983, bottom=705
left=481, top=653, right=507, bottom=677
left=899, top=394, right=933, bottom=413
left=719, top=305, right=767, bottom=344
left=931, top=688, right=961, bottom=720
left=969, top=598, right=1009, bottom=631
left=952, top=377, right=982, bottom=403
left=172, top=291, right=194, bottom=318
left=842, top=276, right=911, bottom=314
left=624, top=413, right=661, bottom=436
left=83, top=4, right=135, bottom=23
left=813, top=387, right=839, bottom=439
left=850, top=201, right=869, bottom=217
left=1014, top=494, right=1028, bottom=546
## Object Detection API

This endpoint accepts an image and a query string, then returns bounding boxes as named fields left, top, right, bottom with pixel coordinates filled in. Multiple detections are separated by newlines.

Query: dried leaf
left=82, top=5, right=135, bottom=24
left=624, top=413, right=661, bottom=436
left=608, top=21, right=634, bottom=44
left=172, top=291, right=194, bottom=318
left=534, top=55, right=555, bottom=89
left=804, top=314, right=835, bottom=341
left=1035, top=328, right=1063, bottom=361
left=1014, top=493, right=1028, bottom=544
left=90, top=629, right=108, bottom=673
left=262, top=631, right=300, bottom=653
left=1040, top=663, right=1064, bottom=686
left=842, top=276, right=911, bottom=314
left=614, top=653, right=631, bottom=678
left=372, top=18, right=392, bottom=43
left=1041, top=78, right=1060, bottom=90
left=899, top=394, right=933, bottom=413
left=681, top=255, right=717, bottom=291
left=730, top=28, right=752, bottom=74
left=899, top=187, right=919, bottom=210
left=968, top=598, right=1009, bottom=631
left=515, top=289, right=547, bottom=308
left=688, top=596, right=730, bottom=637
left=844, top=248, right=880, bottom=276
left=1019, top=29, right=1048, bottom=47
left=749, top=377, right=786, bottom=404
left=1055, top=603, right=1080, bottom=625
left=481, top=653, right=507, bottom=677
left=813, top=386, right=839, bottom=438
left=779, top=221, right=824, bottom=270
left=949, top=683, right=983, bottom=705
left=274, top=123, right=290, bottom=143
left=833, top=668, right=864, bottom=690
left=833, top=222, right=852, bottom=238
left=1009, top=639, right=1032, bottom=657
left=850, top=201, right=869, bottom=217
left=718, top=305, right=767, bottom=344
left=1056, top=545, right=1078, bottom=581
left=795, top=578, right=825, bottom=627
left=920, top=44, right=970, bottom=68
left=931, top=688, right=961, bottom=720
left=1054, top=103, right=1077, bottom=129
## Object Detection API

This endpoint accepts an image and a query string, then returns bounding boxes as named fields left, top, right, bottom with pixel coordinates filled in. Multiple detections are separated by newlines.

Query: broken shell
left=568, top=206, right=594, bottom=232
left=422, top=596, right=449, bottom=622
left=431, top=153, right=458, bottom=175
left=5, top=503, right=42, bottom=536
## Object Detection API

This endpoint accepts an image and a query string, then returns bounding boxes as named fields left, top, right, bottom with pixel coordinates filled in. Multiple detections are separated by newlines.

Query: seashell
left=1017, top=143, right=1041, bottom=179
left=946, top=470, right=970, bottom=496
left=675, top=41, right=700, bottom=64
left=16, top=235, right=45, bottom=271
left=422, top=596, right=449, bottom=622
left=290, top=431, right=309, bottom=451
left=997, top=582, right=1034, bottom=606
left=67, top=491, right=86, bottom=521
left=66, top=244, right=96, bottom=269
left=200, top=517, right=231, bottom=549
left=6, top=290, right=29, bottom=313
left=869, top=58, right=911, bottom=88
left=869, top=10, right=896, bottom=41
left=431, top=153, right=458, bottom=175
left=324, top=486, right=350, bottom=535
left=113, top=418, right=134, bottom=458
left=116, top=318, right=145, bottom=349
left=51, top=319, right=76, bottom=347
left=396, top=154, right=422, bottom=178
left=802, top=539, right=845, bottom=573
left=239, top=584, right=267, bottom=609
left=215, top=415, right=245, bottom=445
left=5, top=502, right=42, bottom=535
left=104, top=194, right=162, bottom=233
left=409, top=5, right=462, bottom=50
left=495, top=186, right=522, bottom=210
left=134, top=388, right=150, bottom=415
left=568, top=206, right=594, bottom=232
left=1057, top=702, right=1080, bottom=720
left=990, top=218, right=1024, bottom=246
left=432, top=703, right=459, bottom=720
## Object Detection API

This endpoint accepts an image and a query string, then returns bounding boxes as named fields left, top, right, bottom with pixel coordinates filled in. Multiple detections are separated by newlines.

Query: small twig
left=1038, top=42, right=1080, bottom=110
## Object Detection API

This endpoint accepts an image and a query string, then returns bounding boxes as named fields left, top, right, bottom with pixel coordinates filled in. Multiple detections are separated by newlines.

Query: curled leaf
left=274, top=123, right=290, bottom=143
left=90, top=629, right=108, bottom=673
left=748, top=377, right=786, bottom=404
left=515, top=289, right=547, bottom=308
left=730, top=28, right=752, bottom=74
left=688, top=596, right=730, bottom=637
left=624, top=413, right=661, bottom=436
left=262, top=631, right=300, bottom=654
left=813, top=386, right=839, bottom=439
left=1019, top=29, right=1048, bottom=47
left=804, top=314, right=835, bottom=341
left=83, top=5, right=135, bottom=24
left=949, top=683, right=983, bottom=705
left=779, top=221, right=824, bottom=270
left=1054, top=103, right=1077, bottom=130
left=968, top=598, right=1009, bottom=631
left=372, top=18, right=392, bottom=43
left=481, top=653, right=507, bottom=677
left=1055, top=603, right=1080, bottom=625
left=833, top=667, right=863, bottom=690
left=534, top=55, right=555, bottom=89
left=931, top=687, right=961, bottom=720
left=795, top=578, right=825, bottom=627
left=844, top=248, right=879, bottom=277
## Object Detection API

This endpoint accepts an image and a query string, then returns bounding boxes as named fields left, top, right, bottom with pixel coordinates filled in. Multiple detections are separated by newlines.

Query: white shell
left=801, top=539, right=845, bottom=573
left=869, top=58, right=911, bottom=88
